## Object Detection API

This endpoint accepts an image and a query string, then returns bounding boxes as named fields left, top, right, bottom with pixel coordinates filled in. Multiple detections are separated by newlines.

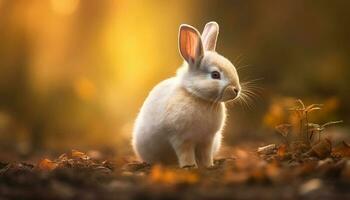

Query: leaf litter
left=0, top=100, right=350, bottom=199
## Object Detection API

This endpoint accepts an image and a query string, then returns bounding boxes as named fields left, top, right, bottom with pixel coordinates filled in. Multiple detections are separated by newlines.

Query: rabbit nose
left=221, top=86, right=239, bottom=102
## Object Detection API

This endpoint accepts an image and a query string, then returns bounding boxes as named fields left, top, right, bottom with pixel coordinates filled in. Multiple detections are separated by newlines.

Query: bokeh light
left=0, top=0, right=349, bottom=159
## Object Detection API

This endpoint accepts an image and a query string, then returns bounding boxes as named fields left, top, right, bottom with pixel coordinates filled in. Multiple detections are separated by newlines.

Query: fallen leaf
left=37, top=159, right=58, bottom=171
left=275, top=124, right=292, bottom=137
left=277, top=144, right=288, bottom=159
left=310, top=139, right=332, bottom=159
left=71, top=150, right=89, bottom=160
left=58, top=153, right=68, bottom=161
left=257, top=144, right=277, bottom=155
left=122, top=161, right=150, bottom=172
left=149, top=165, right=198, bottom=185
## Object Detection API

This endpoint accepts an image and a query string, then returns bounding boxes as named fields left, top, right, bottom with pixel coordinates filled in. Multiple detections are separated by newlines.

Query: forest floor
left=1, top=143, right=350, bottom=200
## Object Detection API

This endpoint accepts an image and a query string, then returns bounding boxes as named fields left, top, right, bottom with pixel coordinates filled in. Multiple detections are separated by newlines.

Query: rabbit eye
left=211, top=71, right=221, bottom=79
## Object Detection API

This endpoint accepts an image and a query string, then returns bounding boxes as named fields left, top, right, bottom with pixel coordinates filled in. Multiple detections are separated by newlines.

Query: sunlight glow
left=51, top=0, right=80, bottom=15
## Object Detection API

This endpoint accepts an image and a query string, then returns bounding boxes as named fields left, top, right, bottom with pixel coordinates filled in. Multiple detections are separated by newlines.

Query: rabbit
left=132, top=21, right=241, bottom=168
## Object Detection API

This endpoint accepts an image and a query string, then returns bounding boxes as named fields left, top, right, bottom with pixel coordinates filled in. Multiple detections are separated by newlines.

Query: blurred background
left=0, top=0, right=349, bottom=160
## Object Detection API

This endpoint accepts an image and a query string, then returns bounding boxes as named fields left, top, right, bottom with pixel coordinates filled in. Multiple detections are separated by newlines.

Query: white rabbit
left=132, top=22, right=241, bottom=168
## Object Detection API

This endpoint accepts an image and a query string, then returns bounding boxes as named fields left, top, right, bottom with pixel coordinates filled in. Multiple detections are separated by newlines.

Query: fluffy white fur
left=132, top=22, right=240, bottom=168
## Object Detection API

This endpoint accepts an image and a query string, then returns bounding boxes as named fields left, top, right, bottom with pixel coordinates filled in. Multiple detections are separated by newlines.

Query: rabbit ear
left=179, top=24, right=204, bottom=64
left=201, top=21, right=219, bottom=51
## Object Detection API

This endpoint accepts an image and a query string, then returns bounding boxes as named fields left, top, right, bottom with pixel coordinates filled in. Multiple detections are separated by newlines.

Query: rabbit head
left=177, top=22, right=241, bottom=102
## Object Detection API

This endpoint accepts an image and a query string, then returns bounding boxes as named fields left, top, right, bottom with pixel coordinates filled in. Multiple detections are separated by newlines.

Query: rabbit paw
left=181, top=164, right=197, bottom=169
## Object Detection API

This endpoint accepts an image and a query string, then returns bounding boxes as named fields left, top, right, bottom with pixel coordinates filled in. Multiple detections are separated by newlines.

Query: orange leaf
left=275, top=124, right=292, bottom=137
left=38, top=158, right=58, bottom=171
left=277, top=144, right=287, bottom=159
left=149, top=165, right=198, bottom=185
left=71, top=150, right=89, bottom=160
left=311, top=139, right=332, bottom=159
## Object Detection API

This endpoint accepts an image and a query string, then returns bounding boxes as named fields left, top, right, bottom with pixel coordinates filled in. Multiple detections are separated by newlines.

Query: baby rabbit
left=132, top=22, right=241, bottom=168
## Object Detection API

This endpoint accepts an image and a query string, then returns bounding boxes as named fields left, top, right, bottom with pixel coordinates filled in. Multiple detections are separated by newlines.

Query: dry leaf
left=38, top=159, right=58, bottom=171
left=149, top=165, right=198, bottom=185
left=277, top=144, right=288, bottom=159
left=257, top=144, right=277, bottom=155
left=275, top=124, right=292, bottom=137
left=71, top=150, right=89, bottom=160
left=310, top=139, right=332, bottom=159
left=122, top=161, right=149, bottom=172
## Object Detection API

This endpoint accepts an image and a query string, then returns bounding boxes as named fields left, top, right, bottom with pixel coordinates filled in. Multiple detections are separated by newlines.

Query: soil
left=1, top=147, right=350, bottom=200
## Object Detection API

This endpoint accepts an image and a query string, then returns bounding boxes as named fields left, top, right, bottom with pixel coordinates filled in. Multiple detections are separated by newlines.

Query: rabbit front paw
left=181, top=164, right=197, bottom=169
left=173, top=142, right=197, bottom=168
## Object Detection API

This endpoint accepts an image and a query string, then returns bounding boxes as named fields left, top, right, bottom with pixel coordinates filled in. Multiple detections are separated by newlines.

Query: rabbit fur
left=132, top=22, right=241, bottom=168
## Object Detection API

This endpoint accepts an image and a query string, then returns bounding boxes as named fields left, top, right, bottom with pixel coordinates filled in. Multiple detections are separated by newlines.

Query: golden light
left=51, top=0, right=80, bottom=15
left=73, top=77, right=96, bottom=101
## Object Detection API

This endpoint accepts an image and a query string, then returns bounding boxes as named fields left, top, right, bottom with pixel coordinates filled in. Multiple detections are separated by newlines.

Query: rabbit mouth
left=220, top=85, right=240, bottom=102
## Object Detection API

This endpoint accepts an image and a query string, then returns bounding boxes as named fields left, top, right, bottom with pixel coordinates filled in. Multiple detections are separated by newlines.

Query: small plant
left=278, top=99, right=341, bottom=143
left=259, top=99, right=343, bottom=159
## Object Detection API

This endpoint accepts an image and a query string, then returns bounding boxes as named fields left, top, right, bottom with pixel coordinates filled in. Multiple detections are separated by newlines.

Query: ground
left=1, top=144, right=350, bottom=200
